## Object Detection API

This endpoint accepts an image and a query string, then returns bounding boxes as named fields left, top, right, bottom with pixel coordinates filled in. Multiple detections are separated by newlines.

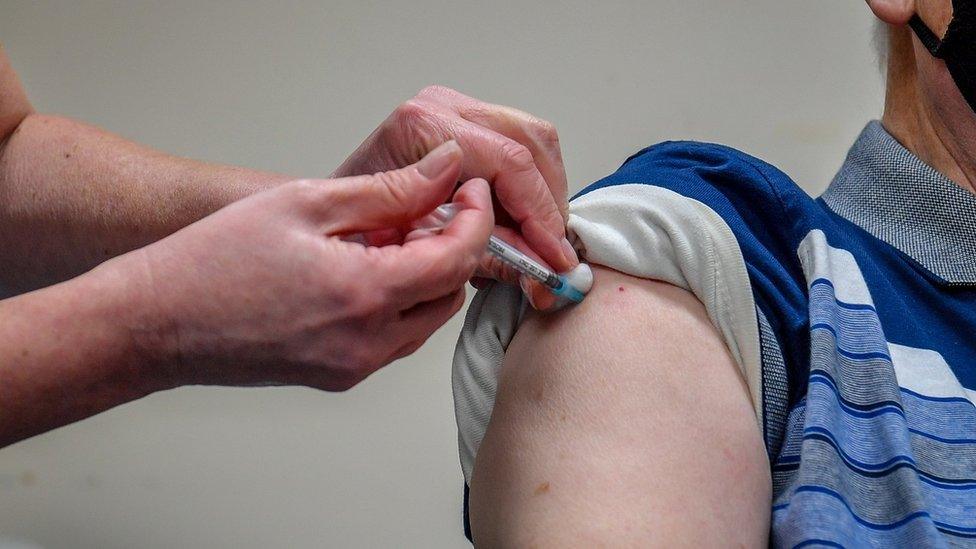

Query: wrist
left=0, top=255, right=170, bottom=445
left=79, top=250, right=184, bottom=393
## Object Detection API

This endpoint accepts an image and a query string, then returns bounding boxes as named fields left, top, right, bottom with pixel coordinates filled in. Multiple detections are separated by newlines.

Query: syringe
left=415, top=204, right=589, bottom=304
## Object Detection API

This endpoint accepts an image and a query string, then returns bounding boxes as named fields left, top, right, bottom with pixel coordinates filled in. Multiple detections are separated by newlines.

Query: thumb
left=320, top=140, right=462, bottom=235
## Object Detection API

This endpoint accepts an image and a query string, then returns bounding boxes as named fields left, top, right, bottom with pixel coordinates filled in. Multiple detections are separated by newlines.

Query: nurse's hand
left=111, top=142, right=492, bottom=391
left=333, top=86, right=578, bottom=310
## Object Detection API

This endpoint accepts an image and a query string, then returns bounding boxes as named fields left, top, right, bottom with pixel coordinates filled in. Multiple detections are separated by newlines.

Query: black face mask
left=910, top=3, right=976, bottom=113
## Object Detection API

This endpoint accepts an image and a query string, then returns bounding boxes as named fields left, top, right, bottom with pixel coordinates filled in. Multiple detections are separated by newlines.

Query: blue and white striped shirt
left=453, top=121, right=976, bottom=547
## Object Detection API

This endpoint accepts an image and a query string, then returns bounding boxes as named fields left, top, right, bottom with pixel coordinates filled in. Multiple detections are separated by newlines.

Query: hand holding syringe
left=411, top=204, right=593, bottom=309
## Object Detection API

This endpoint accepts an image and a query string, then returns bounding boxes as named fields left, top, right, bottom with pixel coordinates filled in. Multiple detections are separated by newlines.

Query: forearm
left=0, top=256, right=165, bottom=447
left=0, top=114, right=292, bottom=295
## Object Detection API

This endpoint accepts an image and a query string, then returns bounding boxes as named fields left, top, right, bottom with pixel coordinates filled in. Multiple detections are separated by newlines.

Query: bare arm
left=0, top=143, right=495, bottom=447
left=0, top=44, right=290, bottom=295
left=468, top=267, right=771, bottom=546
left=0, top=261, right=159, bottom=447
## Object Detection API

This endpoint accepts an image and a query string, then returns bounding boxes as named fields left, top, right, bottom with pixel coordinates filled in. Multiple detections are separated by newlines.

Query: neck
left=882, top=28, right=976, bottom=195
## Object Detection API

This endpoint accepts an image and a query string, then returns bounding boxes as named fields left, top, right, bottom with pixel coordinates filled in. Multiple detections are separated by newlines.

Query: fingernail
left=416, top=140, right=461, bottom=178
left=561, top=237, right=580, bottom=268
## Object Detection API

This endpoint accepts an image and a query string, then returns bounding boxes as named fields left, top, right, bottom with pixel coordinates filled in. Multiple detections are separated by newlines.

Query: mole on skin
left=534, top=481, right=551, bottom=496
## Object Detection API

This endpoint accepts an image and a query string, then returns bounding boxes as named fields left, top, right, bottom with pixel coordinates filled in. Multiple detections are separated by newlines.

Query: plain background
left=0, top=1, right=884, bottom=547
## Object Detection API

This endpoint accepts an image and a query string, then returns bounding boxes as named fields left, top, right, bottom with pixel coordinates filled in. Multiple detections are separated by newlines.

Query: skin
left=0, top=43, right=576, bottom=446
left=470, top=269, right=770, bottom=547
left=332, top=85, right=579, bottom=309
left=869, top=0, right=975, bottom=193
left=469, top=0, right=972, bottom=545
left=0, top=142, right=495, bottom=447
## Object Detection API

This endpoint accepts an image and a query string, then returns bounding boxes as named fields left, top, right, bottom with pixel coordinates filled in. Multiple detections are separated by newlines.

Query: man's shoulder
left=577, top=140, right=818, bottom=229
left=571, top=140, right=831, bottom=293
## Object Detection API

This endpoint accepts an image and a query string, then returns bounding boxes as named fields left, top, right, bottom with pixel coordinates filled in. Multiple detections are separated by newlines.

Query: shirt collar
left=821, top=120, right=976, bottom=285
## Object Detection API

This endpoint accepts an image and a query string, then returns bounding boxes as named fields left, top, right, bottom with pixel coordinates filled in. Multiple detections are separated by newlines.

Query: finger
left=364, top=86, right=575, bottom=272
left=475, top=225, right=560, bottom=311
left=519, top=274, right=560, bottom=312
left=319, top=140, right=462, bottom=235
left=470, top=276, right=492, bottom=290
left=358, top=227, right=405, bottom=247
left=387, top=178, right=494, bottom=307
left=444, top=119, right=576, bottom=273
left=412, top=87, right=569, bottom=208
left=383, top=289, right=466, bottom=365
left=416, top=88, right=574, bottom=268
left=455, top=101, right=569, bottom=221
left=474, top=225, right=545, bottom=284
left=400, top=287, right=467, bottom=334
left=402, top=227, right=439, bottom=244
left=384, top=339, right=426, bottom=366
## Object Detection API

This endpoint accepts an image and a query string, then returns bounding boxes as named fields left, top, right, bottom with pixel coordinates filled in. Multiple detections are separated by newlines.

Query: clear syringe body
left=415, top=204, right=585, bottom=303
left=362, top=204, right=592, bottom=304
left=486, top=234, right=561, bottom=290
left=417, top=204, right=558, bottom=289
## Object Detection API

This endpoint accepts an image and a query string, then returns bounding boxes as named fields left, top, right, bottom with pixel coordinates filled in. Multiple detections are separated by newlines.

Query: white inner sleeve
left=452, top=183, right=762, bottom=484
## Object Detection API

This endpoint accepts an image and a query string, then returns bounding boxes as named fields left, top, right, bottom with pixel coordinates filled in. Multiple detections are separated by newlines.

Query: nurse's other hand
left=111, top=142, right=492, bottom=391
left=332, top=85, right=578, bottom=310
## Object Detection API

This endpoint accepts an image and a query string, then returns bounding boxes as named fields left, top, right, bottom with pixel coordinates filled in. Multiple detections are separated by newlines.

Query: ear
left=865, top=0, right=916, bottom=25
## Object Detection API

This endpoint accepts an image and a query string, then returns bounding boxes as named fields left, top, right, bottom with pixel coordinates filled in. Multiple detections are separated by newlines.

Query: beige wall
left=0, top=1, right=883, bottom=547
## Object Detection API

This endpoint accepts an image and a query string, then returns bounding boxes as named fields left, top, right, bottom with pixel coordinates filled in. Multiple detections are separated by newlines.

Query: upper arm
left=0, top=43, right=33, bottom=144
left=468, top=266, right=771, bottom=547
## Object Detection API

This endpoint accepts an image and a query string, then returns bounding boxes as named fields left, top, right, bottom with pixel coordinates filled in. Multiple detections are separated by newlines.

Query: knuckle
left=349, top=282, right=390, bottom=318
left=326, top=270, right=360, bottom=306
left=538, top=205, right=565, bottom=229
left=499, top=140, right=535, bottom=170
left=372, top=169, right=414, bottom=209
left=290, top=178, right=325, bottom=203
left=456, top=101, right=491, bottom=120
left=534, top=119, right=561, bottom=148
left=417, top=84, right=457, bottom=100
left=390, top=102, right=440, bottom=161
left=393, top=99, right=427, bottom=126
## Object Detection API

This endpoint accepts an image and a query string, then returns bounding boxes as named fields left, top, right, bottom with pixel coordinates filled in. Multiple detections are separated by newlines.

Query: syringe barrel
left=394, top=203, right=563, bottom=290
left=487, top=236, right=560, bottom=289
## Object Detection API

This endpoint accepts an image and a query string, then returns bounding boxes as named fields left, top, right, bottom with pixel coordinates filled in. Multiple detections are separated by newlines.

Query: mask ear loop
left=909, top=14, right=948, bottom=58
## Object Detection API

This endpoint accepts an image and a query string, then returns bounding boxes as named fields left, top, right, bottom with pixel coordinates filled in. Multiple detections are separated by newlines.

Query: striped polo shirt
left=452, top=121, right=976, bottom=547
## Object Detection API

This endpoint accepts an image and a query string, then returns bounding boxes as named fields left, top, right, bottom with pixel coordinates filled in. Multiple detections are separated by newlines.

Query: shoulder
left=571, top=140, right=822, bottom=338
left=576, top=140, right=817, bottom=252
left=564, top=141, right=822, bottom=454
left=586, top=140, right=806, bottom=202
